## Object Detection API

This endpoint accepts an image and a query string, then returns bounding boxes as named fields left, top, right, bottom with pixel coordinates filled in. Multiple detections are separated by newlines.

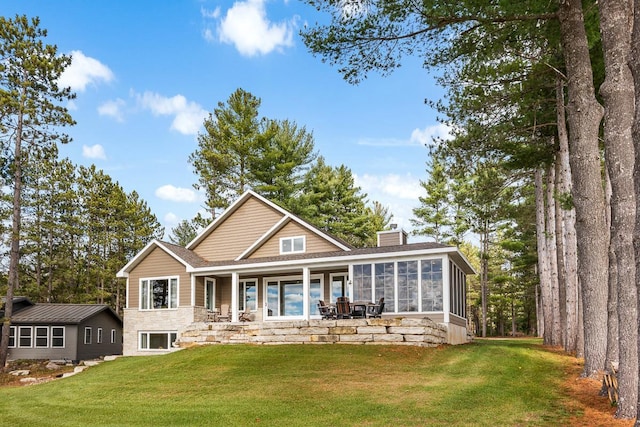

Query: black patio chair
left=335, top=297, right=351, bottom=319
left=367, top=298, right=385, bottom=318
left=318, top=300, right=335, bottom=319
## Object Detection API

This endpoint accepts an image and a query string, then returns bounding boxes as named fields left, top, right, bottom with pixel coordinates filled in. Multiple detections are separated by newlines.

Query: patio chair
left=335, top=297, right=351, bottom=319
left=318, top=300, right=335, bottom=320
left=367, top=298, right=385, bottom=318
left=239, top=308, right=253, bottom=322
left=350, top=302, right=367, bottom=318
left=217, top=304, right=231, bottom=322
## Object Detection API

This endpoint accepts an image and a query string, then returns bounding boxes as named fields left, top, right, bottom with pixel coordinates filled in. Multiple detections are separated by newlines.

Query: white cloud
left=355, top=173, right=423, bottom=232
left=82, top=144, right=107, bottom=160
left=358, top=123, right=453, bottom=147
left=135, top=91, right=207, bottom=135
left=214, top=0, right=296, bottom=56
left=58, top=50, right=114, bottom=92
left=155, top=185, right=198, bottom=203
left=98, top=98, right=126, bottom=122
left=410, top=123, right=453, bottom=146
left=163, top=212, right=181, bottom=228
left=201, top=6, right=220, bottom=19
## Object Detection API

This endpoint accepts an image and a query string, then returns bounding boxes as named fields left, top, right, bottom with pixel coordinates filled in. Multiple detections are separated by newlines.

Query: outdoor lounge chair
left=217, top=304, right=231, bottom=322
left=318, top=300, right=335, bottom=319
left=367, top=298, right=385, bottom=318
left=239, top=308, right=253, bottom=322
left=335, top=297, right=351, bottom=319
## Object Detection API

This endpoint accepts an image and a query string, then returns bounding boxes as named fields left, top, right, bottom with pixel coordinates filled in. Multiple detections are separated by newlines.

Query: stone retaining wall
left=177, top=317, right=448, bottom=347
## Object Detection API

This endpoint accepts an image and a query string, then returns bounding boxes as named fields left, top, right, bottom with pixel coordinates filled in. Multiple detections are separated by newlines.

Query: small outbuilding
left=1, top=297, right=123, bottom=362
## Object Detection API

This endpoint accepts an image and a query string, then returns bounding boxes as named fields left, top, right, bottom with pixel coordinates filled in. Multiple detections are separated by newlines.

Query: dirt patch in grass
left=562, top=357, right=635, bottom=427
left=0, top=360, right=75, bottom=388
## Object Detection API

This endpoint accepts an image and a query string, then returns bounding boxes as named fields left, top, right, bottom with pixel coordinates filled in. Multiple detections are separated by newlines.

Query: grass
left=0, top=339, right=595, bottom=426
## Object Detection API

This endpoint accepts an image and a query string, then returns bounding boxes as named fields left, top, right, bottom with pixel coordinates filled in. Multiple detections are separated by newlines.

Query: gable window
left=139, top=331, right=177, bottom=350
left=51, top=327, right=65, bottom=348
left=84, top=327, right=92, bottom=344
left=8, top=326, right=16, bottom=348
left=280, top=236, right=305, bottom=254
left=97, top=328, right=103, bottom=344
left=35, top=326, right=49, bottom=348
left=140, top=277, right=178, bottom=309
left=111, top=329, right=117, bottom=344
left=18, top=327, right=32, bottom=348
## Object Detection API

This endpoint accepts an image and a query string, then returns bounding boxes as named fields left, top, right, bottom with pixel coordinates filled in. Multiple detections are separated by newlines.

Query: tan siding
left=194, top=276, right=204, bottom=307
left=193, top=197, right=284, bottom=261
left=250, top=221, right=341, bottom=258
left=127, top=247, right=191, bottom=308
left=450, top=314, right=467, bottom=327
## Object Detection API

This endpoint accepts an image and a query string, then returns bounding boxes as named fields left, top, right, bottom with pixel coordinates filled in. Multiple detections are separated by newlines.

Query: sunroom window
left=280, top=236, right=305, bottom=254
left=140, top=277, right=178, bottom=309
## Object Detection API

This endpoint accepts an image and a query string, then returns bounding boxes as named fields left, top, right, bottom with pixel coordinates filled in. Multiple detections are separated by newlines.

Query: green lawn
left=1, top=339, right=580, bottom=426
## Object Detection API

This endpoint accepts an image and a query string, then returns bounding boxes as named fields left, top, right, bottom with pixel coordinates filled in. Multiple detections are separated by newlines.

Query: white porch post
left=302, top=267, right=310, bottom=320
left=231, top=272, right=239, bottom=322
left=442, top=257, right=450, bottom=323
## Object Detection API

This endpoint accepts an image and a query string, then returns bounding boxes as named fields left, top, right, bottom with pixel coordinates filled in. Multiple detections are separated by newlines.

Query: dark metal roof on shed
left=11, top=304, right=122, bottom=325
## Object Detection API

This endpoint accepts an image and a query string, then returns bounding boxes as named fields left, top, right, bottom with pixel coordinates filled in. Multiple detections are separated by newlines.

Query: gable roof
left=186, top=190, right=352, bottom=253
left=10, top=304, right=122, bottom=325
left=116, top=239, right=208, bottom=277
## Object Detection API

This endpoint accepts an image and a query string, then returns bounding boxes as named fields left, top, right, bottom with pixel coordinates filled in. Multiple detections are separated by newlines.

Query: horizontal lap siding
left=250, top=221, right=341, bottom=259
left=128, top=247, right=190, bottom=309
left=193, top=197, right=284, bottom=261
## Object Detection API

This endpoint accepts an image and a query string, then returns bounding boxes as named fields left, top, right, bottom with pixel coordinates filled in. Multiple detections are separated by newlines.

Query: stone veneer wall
left=177, top=317, right=449, bottom=347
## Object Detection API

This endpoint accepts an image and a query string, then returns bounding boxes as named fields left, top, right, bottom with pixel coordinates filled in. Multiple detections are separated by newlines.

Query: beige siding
left=194, top=276, right=205, bottom=307
left=127, top=247, right=191, bottom=309
left=250, top=221, right=341, bottom=259
left=193, top=197, right=284, bottom=261
left=450, top=314, right=467, bottom=327
left=378, top=230, right=407, bottom=247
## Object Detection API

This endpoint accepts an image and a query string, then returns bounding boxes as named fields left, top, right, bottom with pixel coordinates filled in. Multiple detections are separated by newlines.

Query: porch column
left=302, top=267, right=310, bottom=320
left=231, top=272, right=239, bottom=322
left=442, top=257, right=450, bottom=323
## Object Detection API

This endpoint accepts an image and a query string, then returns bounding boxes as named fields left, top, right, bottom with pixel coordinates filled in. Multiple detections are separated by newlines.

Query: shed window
left=18, top=327, right=32, bottom=348
left=8, top=326, right=16, bottom=348
left=51, top=327, right=65, bottom=348
left=35, top=326, right=49, bottom=348
left=111, top=329, right=116, bottom=344
left=97, top=328, right=103, bottom=344
left=84, top=327, right=92, bottom=344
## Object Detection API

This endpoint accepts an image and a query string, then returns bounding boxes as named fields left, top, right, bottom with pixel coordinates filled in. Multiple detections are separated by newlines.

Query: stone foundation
left=177, top=317, right=449, bottom=348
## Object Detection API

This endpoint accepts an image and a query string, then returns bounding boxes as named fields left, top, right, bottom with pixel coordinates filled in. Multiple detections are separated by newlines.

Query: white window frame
left=84, top=327, right=92, bottom=344
left=97, top=327, right=103, bottom=344
left=35, top=326, right=49, bottom=348
left=51, top=326, right=65, bottom=348
left=263, top=274, right=324, bottom=320
left=204, top=277, right=216, bottom=311
left=110, top=328, right=116, bottom=344
left=8, top=326, right=16, bottom=348
left=140, top=276, right=179, bottom=310
left=279, top=236, right=305, bottom=255
left=138, top=331, right=177, bottom=351
left=18, top=326, right=32, bottom=348
left=239, top=279, right=258, bottom=312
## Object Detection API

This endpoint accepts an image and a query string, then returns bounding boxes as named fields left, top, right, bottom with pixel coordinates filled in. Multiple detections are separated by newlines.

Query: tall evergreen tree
left=411, top=151, right=452, bottom=243
left=0, top=15, right=75, bottom=369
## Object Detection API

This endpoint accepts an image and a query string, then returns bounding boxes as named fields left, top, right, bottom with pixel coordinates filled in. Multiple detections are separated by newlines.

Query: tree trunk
left=628, top=0, right=640, bottom=423
left=546, top=164, right=561, bottom=346
left=554, top=157, right=567, bottom=348
left=556, top=77, right=579, bottom=353
left=598, top=0, right=637, bottom=417
left=0, top=109, right=24, bottom=369
left=558, top=0, right=608, bottom=377
left=535, top=169, right=553, bottom=345
left=481, top=226, right=489, bottom=337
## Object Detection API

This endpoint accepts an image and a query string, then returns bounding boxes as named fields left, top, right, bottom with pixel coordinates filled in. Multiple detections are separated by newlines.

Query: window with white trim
left=140, top=277, right=178, bottom=309
left=18, top=326, right=32, bottom=348
left=8, top=326, right=16, bottom=348
left=139, top=331, right=177, bottom=350
left=280, top=236, right=305, bottom=254
left=239, top=279, right=257, bottom=311
left=97, top=328, right=103, bottom=344
left=35, top=326, right=49, bottom=348
left=84, top=327, right=92, bottom=344
left=110, top=328, right=116, bottom=344
left=51, top=327, right=65, bottom=348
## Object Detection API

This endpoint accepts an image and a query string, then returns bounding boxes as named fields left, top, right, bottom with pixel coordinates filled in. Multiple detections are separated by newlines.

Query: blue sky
left=3, top=1, right=448, bottom=240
